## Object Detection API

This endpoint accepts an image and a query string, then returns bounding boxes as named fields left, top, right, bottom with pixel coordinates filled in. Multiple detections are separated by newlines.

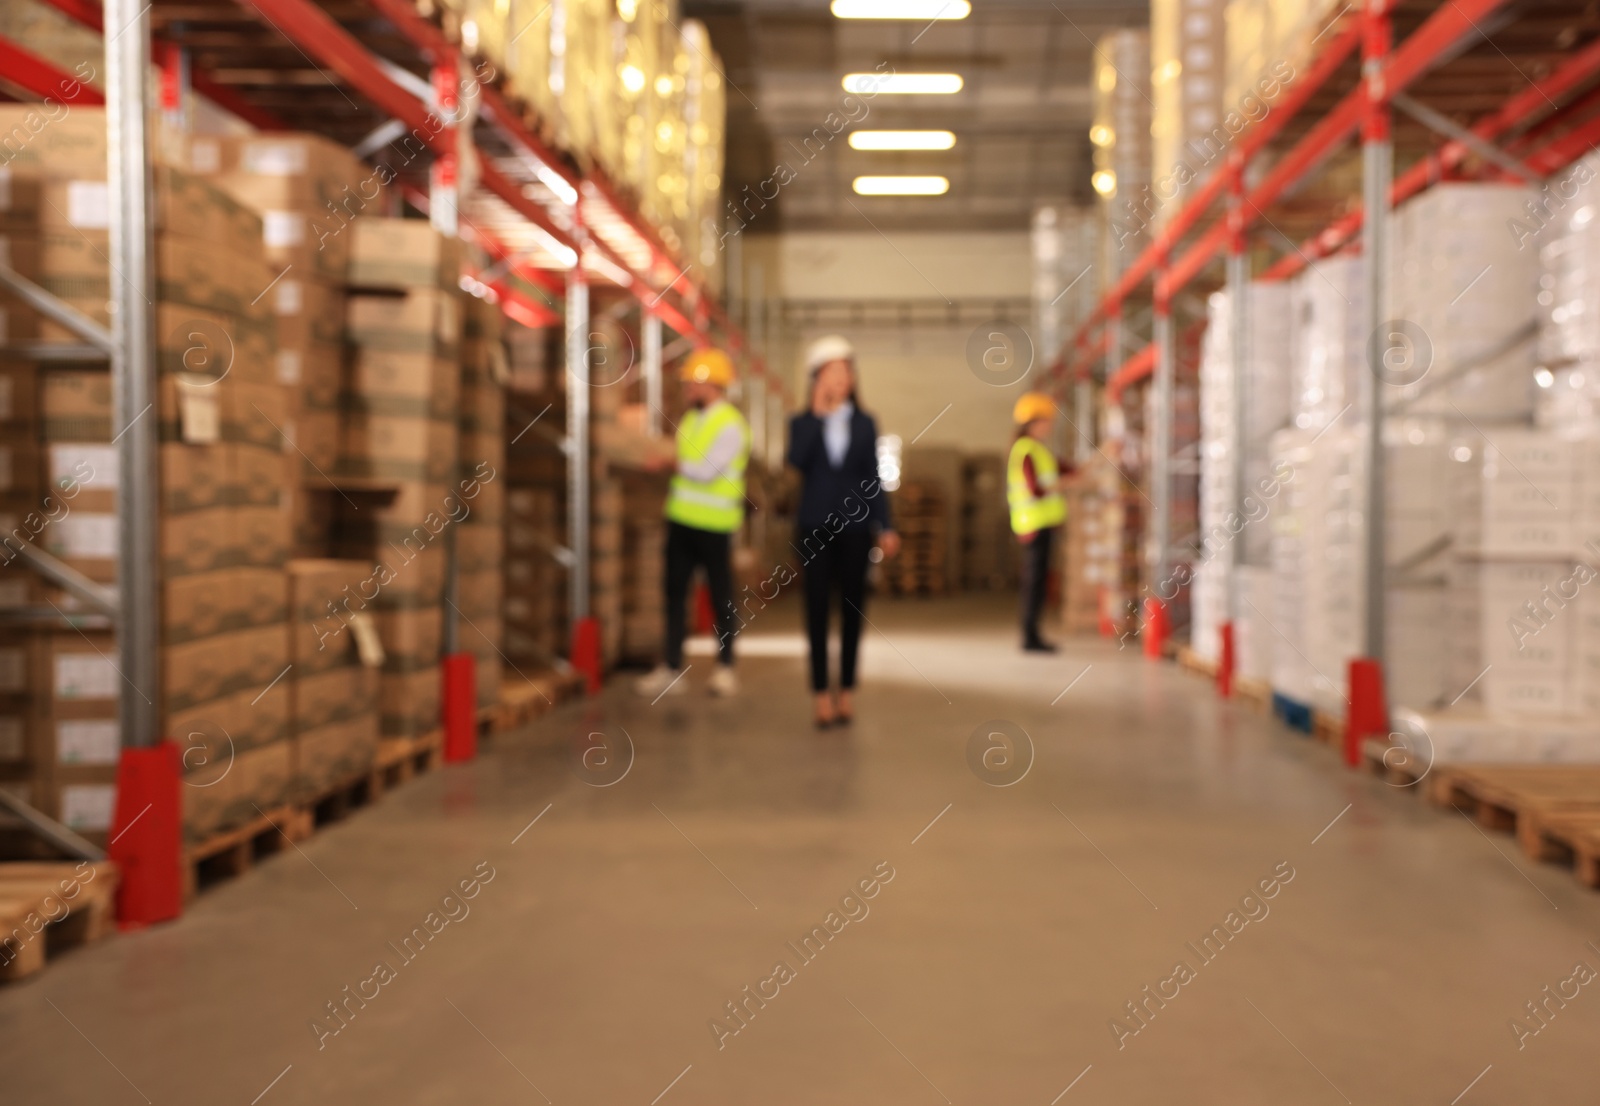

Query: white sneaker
left=707, top=666, right=740, bottom=697
left=635, top=665, right=688, bottom=699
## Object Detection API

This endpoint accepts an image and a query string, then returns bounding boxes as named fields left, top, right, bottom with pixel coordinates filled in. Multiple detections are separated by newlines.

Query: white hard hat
left=805, top=334, right=855, bottom=374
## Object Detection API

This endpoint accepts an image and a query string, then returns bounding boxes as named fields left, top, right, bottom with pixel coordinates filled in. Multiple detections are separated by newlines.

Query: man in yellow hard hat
left=1008, top=391, right=1068, bottom=653
left=636, top=348, right=751, bottom=699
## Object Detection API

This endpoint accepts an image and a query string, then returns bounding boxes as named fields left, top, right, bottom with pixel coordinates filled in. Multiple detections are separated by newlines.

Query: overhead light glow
left=619, top=64, right=645, bottom=94
left=831, top=0, right=970, bottom=19
left=853, top=175, right=949, bottom=196
left=842, top=72, right=963, bottom=95
left=1089, top=124, right=1114, bottom=148
left=848, top=129, right=956, bottom=151
left=1092, top=169, right=1116, bottom=197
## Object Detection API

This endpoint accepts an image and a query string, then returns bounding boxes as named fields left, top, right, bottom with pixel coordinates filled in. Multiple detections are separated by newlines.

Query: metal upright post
left=643, top=311, right=663, bottom=438
left=1073, top=374, right=1093, bottom=464
left=1146, top=263, right=1175, bottom=656
left=107, top=0, right=159, bottom=751
left=566, top=270, right=591, bottom=621
left=1361, top=1, right=1391, bottom=666
left=1345, top=0, right=1394, bottom=762
left=107, top=0, right=182, bottom=924
left=1227, top=165, right=1249, bottom=605
left=566, top=263, right=601, bottom=692
left=1105, top=305, right=1123, bottom=443
left=1150, top=278, right=1174, bottom=589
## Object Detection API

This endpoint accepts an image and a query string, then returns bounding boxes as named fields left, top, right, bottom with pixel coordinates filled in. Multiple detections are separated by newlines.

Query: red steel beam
left=1261, top=31, right=1600, bottom=281
left=234, top=0, right=577, bottom=256
left=1155, top=0, right=1515, bottom=303
left=1105, top=343, right=1157, bottom=402
left=0, top=35, right=104, bottom=104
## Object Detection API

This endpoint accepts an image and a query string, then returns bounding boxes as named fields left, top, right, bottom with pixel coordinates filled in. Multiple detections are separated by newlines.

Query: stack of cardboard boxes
left=334, top=219, right=462, bottom=757
left=185, top=133, right=380, bottom=554
left=0, top=109, right=295, bottom=840
left=960, top=453, right=1014, bottom=591
left=620, top=471, right=667, bottom=664
left=457, top=295, right=507, bottom=711
left=285, top=560, right=379, bottom=799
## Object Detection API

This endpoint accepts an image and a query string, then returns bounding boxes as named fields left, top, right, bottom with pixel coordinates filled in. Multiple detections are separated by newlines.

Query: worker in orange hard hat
left=636, top=348, right=750, bottom=700
left=1008, top=391, right=1068, bottom=653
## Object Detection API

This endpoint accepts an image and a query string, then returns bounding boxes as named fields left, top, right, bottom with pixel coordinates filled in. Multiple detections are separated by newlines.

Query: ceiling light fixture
left=848, top=130, right=957, bottom=151
left=842, top=72, right=963, bottom=95
left=1091, top=169, right=1117, bottom=197
left=853, top=175, right=949, bottom=196
left=831, top=0, right=970, bottom=18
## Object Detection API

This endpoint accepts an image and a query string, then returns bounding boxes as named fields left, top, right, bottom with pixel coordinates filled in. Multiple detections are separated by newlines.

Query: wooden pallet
left=1234, top=676, right=1271, bottom=712
left=376, top=729, right=442, bottom=787
left=1522, top=812, right=1600, bottom=886
left=1312, top=709, right=1343, bottom=746
left=185, top=804, right=310, bottom=899
left=1176, top=646, right=1217, bottom=678
left=0, top=861, right=119, bottom=982
left=1430, top=765, right=1600, bottom=839
left=1358, top=736, right=1438, bottom=787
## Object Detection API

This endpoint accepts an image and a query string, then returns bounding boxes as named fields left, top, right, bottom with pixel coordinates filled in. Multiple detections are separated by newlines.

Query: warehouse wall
left=739, top=231, right=1035, bottom=452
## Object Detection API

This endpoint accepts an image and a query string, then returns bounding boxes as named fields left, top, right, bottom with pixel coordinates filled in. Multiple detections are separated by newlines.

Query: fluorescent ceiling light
left=831, top=0, right=970, bottom=18
left=848, top=130, right=956, bottom=151
left=853, top=175, right=949, bottom=196
left=842, top=72, right=963, bottom=95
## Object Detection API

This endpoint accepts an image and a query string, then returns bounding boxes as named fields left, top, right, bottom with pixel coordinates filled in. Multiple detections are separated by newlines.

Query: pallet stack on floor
left=503, top=328, right=569, bottom=681
left=333, top=219, right=462, bottom=767
left=960, top=453, right=1015, bottom=591
left=887, top=483, right=949, bottom=595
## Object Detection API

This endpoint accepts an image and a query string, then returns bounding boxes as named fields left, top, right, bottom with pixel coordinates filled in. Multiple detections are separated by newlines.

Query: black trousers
left=801, top=527, right=874, bottom=693
left=664, top=521, right=737, bottom=669
left=1020, top=525, right=1056, bottom=644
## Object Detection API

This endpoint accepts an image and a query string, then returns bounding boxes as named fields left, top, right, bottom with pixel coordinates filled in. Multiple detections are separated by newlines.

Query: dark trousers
left=801, top=527, right=874, bottom=693
left=664, top=521, right=737, bottom=669
left=1020, top=525, right=1056, bottom=644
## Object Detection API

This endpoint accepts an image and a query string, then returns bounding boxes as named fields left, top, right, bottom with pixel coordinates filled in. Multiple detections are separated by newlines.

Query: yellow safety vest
left=665, top=400, right=750, bottom=533
left=1007, top=435, right=1067, bottom=535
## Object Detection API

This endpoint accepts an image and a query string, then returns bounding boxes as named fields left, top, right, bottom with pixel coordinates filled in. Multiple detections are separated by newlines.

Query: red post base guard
left=441, top=653, right=478, bottom=764
left=571, top=616, right=603, bottom=696
left=1344, top=656, right=1389, bottom=767
left=1142, top=598, right=1170, bottom=658
left=1217, top=621, right=1235, bottom=698
left=108, top=742, right=184, bottom=929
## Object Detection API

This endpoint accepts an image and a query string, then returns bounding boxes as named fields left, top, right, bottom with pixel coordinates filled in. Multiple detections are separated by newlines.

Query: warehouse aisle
left=2, top=595, right=1597, bottom=1105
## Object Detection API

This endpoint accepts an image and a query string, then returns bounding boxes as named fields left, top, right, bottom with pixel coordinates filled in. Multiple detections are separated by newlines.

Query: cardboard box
left=338, top=413, right=457, bottom=483
left=348, top=218, right=459, bottom=290
left=346, top=288, right=460, bottom=353
left=345, top=350, right=460, bottom=418
left=378, top=667, right=438, bottom=739
left=375, top=606, right=442, bottom=672
left=233, top=506, right=290, bottom=569
left=229, top=442, right=284, bottom=508
left=280, top=342, right=343, bottom=411
left=287, top=409, right=338, bottom=478
left=183, top=738, right=294, bottom=840
left=295, top=714, right=379, bottom=795
left=290, top=665, right=377, bottom=733
left=0, top=107, right=108, bottom=175
left=159, top=506, right=234, bottom=577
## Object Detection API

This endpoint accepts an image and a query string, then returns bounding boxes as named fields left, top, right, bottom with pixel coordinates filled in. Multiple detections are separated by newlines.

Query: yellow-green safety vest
left=665, top=401, right=750, bottom=533
left=1007, top=435, right=1067, bottom=535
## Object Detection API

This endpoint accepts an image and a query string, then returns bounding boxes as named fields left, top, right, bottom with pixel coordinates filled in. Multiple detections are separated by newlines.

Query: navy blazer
left=787, top=407, right=893, bottom=533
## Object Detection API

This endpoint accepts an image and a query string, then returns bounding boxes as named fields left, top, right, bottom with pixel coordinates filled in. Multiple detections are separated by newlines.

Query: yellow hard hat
left=1013, top=391, right=1057, bottom=425
left=681, top=348, right=735, bottom=387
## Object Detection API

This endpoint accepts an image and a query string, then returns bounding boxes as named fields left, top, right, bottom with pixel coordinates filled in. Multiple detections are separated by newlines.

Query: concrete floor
left=2, top=593, right=1597, bottom=1104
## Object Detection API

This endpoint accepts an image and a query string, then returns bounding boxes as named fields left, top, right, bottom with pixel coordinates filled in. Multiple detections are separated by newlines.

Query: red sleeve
left=1023, top=454, right=1044, bottom=498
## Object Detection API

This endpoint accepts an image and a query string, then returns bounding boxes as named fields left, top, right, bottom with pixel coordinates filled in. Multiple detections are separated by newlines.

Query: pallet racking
left=1048, top=0, right=1600, bottom=755
left=0, top=0, right=782, bottom=923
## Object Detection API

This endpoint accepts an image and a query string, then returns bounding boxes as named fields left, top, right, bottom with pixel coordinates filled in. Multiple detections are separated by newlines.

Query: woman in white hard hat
left=788, top=335, right=900, bottom=727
